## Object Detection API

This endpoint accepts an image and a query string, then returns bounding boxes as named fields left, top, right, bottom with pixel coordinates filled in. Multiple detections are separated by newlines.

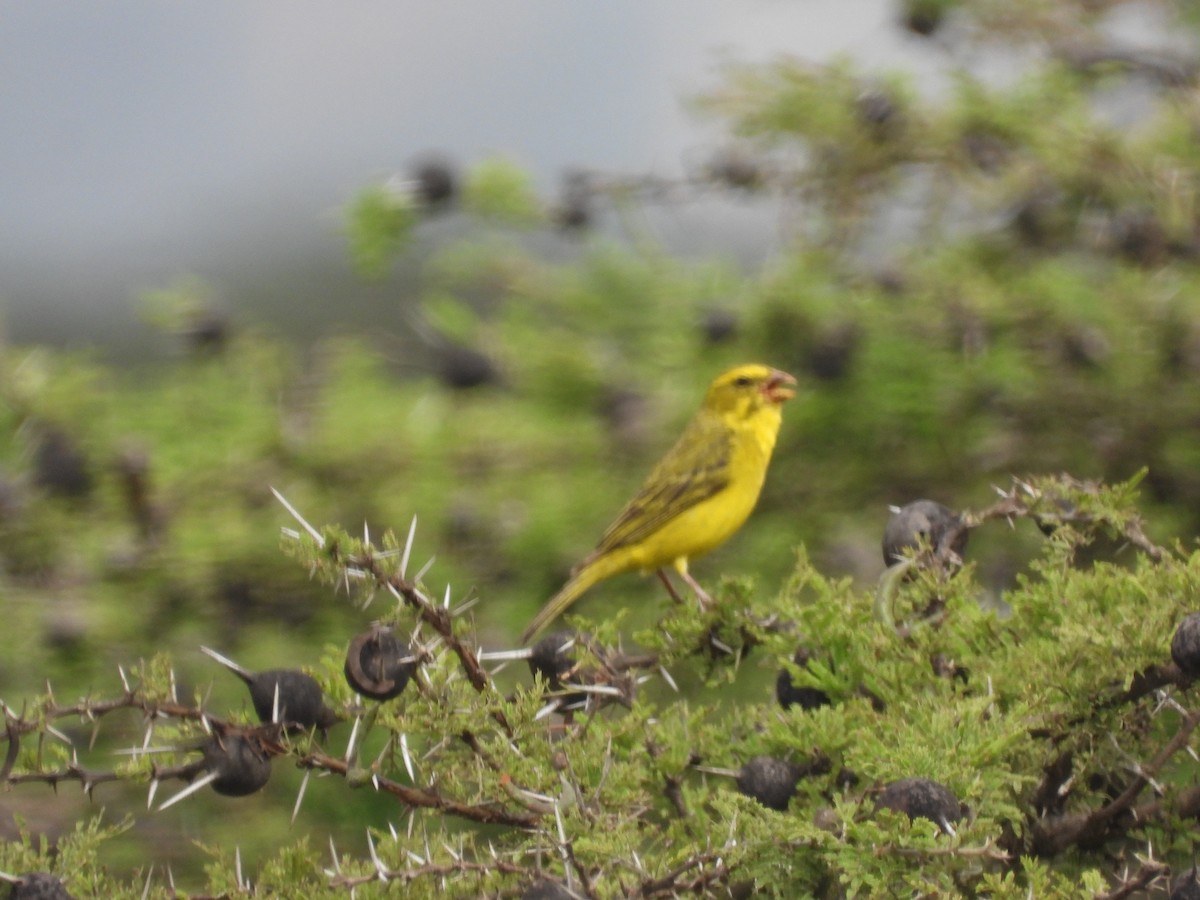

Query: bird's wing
left=590, top=411, right=731, bottom=556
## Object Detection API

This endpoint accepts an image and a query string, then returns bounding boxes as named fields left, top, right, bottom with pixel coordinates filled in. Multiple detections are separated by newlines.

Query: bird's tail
left=520, top=555, right=621, bottom=645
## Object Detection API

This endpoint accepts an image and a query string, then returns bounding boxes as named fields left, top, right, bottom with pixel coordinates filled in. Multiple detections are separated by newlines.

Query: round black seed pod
left=706, top=148, right=765, bottom=191
left=344, top=625, right=417, bottom=701
left=202, top=647, right=338, bottom=730
left=902, top=0, right=943, bottom=35
left=181, top=307, right=231, bottom=356
left=32, top=426, right=93, bottom=501
left=1111, top=206, right=1168, bottom=268
left=201, top=734, right=272, bottom=797
left=855, top=89, right=903, bottom=141
left=700, top=308, right=739, bottom=345
left=1171, top=613, right=1200, bottom=678
left=930, top=653, right=969, bottom=685
left=776, top=646, right=831, bottom=712
left=736, top=756, right=802, bottom=811
left=522, top=878, right=574, bottom=900
left=875, top=777, right=961, bottom=831
left=410, top=157, right=457, bottom=210
left=7, top=873, right=75, bottom=900
left=436, top=343, right=500, bottom=390
left=882, top=500, right=967, bottom=566
left=245, top=669, right=337, bottom=730
left=528, top=631, right=578, bottom=691
left=1171, top=866, right=1200, bottom=900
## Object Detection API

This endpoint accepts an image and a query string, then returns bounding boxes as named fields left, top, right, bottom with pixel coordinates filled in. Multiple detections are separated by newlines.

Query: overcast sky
left=0, top=2, right=941, bottom=352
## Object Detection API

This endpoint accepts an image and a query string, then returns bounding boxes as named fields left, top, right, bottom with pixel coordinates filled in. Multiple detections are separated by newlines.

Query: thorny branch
left=633, top=850, right=731, bottom=898
left=1032, top=704, right=1200, bottom=856
left=1095, top=859, right=1171, bottom=899
left=0, top=681, right=542, bottom=830
left=326, top=858, right=532, bottom=890
left=342, top=543, right=496, bottom=695
left=297, top=748, right=539, bottom=829
left=962, top=475, right=1168, bottom=563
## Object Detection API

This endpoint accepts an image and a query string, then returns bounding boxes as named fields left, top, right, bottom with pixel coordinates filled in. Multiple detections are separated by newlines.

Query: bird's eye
left=733, top=376, right=753, bottom=387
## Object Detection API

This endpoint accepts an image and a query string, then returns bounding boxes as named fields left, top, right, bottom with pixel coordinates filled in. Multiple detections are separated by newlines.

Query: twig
left=297, top=749, right=539, bottom=829
left=1033, top=705, right=1200, bottom=855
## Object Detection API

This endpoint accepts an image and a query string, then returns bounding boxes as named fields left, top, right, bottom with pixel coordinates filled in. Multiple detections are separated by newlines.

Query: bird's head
left=704, top=364, right=797, bottom=418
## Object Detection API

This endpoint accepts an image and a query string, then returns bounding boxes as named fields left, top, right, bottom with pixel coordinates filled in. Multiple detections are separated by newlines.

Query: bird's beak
left=763, top=369, right=797, bottom=404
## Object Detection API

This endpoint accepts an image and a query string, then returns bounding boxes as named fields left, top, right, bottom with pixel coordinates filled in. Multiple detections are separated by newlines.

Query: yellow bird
left=521, top=364, right=797, bottom=644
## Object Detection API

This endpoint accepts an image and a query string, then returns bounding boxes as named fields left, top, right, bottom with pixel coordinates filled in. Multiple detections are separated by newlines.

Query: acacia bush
left=8, top=0, right=1200, bottom=895
left=1, top=472, right=1198, bottom=897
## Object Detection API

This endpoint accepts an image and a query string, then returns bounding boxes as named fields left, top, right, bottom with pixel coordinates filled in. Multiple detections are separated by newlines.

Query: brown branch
left=1093, top=859, right=1170, bottom=899
left=1033, top=705, right=1200, bottom=856
left=341, top=549, right=492, bottom=693
left=298, top=748, right=539, bottom=829
left=1102, top=663, right=1190, bottom=709
left=634, top=851, right=729, bottom=898
left=956, top=475, right=1169, bottom=563
left=4, top=755, right=212, bottom=796
left=4, top=693, right=214, bottom=740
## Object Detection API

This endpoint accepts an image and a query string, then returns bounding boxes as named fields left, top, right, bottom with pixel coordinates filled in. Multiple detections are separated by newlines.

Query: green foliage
left=344, top=181, right=420, bottom=278
left=461, top=157, right=543, bottom=225
left=11, top=1, right=1200, bottom=894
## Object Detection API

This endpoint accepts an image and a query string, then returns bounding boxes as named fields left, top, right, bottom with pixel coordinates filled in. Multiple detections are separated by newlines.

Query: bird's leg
left=678, top=568, right=714, bottom=611
left=657, top=569, right=686, bottom=604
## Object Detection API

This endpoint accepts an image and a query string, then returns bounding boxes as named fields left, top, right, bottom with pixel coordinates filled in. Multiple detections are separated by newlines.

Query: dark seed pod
left=528, top=631, right=578, bottom=690
left=736, top=755, right=802, bottom=811
left=6, top=873, right=75, bottom=900
left=700, top=308, right=739, bottom=345
left=806, top=320, right=860, bottom=382
left=521, top=878, right=574, bottom=900
left=705, top=147, right=765, bottom=191
left=901, top=0, right=943, bottom=35
left=835, top=768, right=861, bottom=791
left=1111, top=206, right=1168, bottom=268
left=436, top=343, right=501, bottom=390
left=855, top=88, right=903, bottom=141
left=882, top=500, right=967, bottom=567
left=31, top=426, right=93, bottom=501
left=181, top=307, right=231, bottom=356
left=1011, top=183, right=1070, bottom=248
left=202, top=733, right=272, bottom=797
left=246, top=669, right=337, bottom=729
left=553, top=169, right=592, bottom=233
left=201, top=647, right=338, bottom=730
left=1171, top=612, right=1200, bottom=678
left=410, top=156, right=457, bottom=210
left=855, top=684, right=887, bottom=713
left=1171, top=865, right=1200, bottom=900
left=776, top=646, right=832, bottom=711
left=875, top=777, right=961, bottom=831
left=344, top=625, right=417, bottom=701
left=930, top=653, right=969, bottom=684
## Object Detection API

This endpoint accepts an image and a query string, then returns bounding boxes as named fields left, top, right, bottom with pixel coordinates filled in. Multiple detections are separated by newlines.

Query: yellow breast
left=624, top=403, right=782, bottom=571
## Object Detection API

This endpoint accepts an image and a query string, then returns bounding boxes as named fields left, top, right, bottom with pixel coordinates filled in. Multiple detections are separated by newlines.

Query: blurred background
left=2, top=1, right=933, bottom=355
left=4, top=0, right=1200, bottom=891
